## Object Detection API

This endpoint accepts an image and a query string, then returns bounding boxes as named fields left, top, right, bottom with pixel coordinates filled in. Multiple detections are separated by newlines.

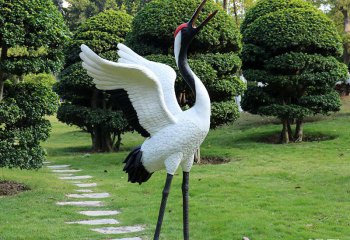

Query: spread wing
left=80, top=44, right=177, bottom=137
left=117, top=43, right=182, bottom=116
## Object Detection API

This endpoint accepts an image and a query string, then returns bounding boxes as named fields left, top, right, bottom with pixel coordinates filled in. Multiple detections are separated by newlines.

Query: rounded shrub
left=67, top=9, right=133, bottom=64
left=241, top=0, right=347, bottom=143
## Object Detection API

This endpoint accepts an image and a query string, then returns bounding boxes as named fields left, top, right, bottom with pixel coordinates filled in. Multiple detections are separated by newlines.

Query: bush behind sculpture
left=55, top=10, right=133, bottom=152
left=126, top=0, right=243, bottom=128
left=66, top=9, right=133, bottom=64
left=126, top=0, right=241, bottom=55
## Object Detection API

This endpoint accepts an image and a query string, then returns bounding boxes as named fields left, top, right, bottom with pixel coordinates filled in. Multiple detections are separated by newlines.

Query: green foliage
left=243, top=8, right=343, bottom=57
left=54, top=61, right=94, bottom=103
left=67, top=9, right=133, bottom=64
left=126, top=0, right=241, bottom=55
left=211, top=100, right=239, bottom=128
left=241, top=0, right=314, bottom=32
left=0, top=0, right=66, bottom=168
left=0, top=82, right=59, bottom=169
left=62, top=0, right=146, bottom=30
left=0, top=0, right=69, bottom=75
left=197, top=53, right=242, bottom=76
left=57, top=103, right=128, bottom=134
left=24, top=73, right=57, bottom=88
left=241, top=0, right=347, bottom=142
left=127, top=0, right=242, bottom=128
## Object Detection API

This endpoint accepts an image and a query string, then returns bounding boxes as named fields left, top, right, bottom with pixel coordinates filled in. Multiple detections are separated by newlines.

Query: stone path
left=46, top=164, right=144, bottom=239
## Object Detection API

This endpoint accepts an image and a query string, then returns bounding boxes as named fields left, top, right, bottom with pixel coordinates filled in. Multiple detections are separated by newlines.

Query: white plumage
left=80, top=43, right=210, bottom=175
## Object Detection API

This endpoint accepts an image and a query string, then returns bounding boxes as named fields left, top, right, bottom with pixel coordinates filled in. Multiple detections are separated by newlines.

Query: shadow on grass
left=207, top=128, right=339, bottom=149
left=46, top=146, right=92, bottom=156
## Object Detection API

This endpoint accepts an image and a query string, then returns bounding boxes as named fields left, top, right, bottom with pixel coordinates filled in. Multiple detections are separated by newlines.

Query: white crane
left=80, top=1, right=217, bottom=239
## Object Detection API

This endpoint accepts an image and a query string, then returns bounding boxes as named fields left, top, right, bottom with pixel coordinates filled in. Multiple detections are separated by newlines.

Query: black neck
left=178, top=36, right=196, bottom=99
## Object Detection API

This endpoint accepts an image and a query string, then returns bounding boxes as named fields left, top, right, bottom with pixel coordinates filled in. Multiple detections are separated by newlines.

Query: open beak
left=188, top=0, right=218, bottom=31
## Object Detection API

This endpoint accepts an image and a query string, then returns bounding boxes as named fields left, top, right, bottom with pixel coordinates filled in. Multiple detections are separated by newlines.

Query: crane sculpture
left=80, top=0, right=217, bottom=239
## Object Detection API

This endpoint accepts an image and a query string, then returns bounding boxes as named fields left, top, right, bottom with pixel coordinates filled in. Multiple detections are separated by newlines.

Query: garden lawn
left=0, top=98, right=349, bottom=240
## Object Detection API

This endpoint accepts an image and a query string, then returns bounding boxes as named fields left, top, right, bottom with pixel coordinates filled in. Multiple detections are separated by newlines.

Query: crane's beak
left=188, top=0, right=218, bottom=31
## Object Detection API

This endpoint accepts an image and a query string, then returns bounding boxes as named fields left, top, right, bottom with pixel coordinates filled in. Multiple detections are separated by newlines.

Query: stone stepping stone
left=43, top=161, right=51, bottom=164
left=48, top=165, right=70, bottom=169
left=91, top=226, right=144, bottom=234
left=59, top=175, right=92, bottom=180
left=78, top=210, right=120, bottom=217
left=75, top=189, right=94, bottom=193
left=52, top=169, right=81, bottom=173
left=66, top=193, right=110, bottom=199
left=58, top=174, right=74, bottom=177
left=66, top=219, right=119, bottom=225
left=56, top=201, right=103, bottom=207
left=110, top=238, right=142, bottom=240
left=74, top=183, right=97, bottom=188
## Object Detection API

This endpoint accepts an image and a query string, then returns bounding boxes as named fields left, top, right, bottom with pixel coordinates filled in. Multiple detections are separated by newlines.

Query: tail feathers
left=123, top=146, right=153, bottom=185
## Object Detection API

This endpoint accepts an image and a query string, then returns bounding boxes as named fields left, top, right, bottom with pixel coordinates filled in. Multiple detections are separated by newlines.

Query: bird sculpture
left=80, top=1, right=217, bottom=239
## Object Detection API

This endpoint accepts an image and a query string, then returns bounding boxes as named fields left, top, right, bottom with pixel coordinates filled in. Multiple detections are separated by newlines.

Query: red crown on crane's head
left=173, top=0, right=218, bottom=39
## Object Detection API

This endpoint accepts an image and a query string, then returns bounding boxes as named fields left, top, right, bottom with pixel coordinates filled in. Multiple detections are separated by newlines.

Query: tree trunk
left=0, top=79, right=4, bottom=102
left=232, top=1, right=239, bottom=25
left=294, top=119, right=303, bottom=142
left=0, top=45, right=8, bottom=102
left=287, top=120, right=294, bottom=142
left=342, top=9, right=350, bottom=65
left=223, top=0, right=229, bottom=13
left=114, top=132, right=122, bottom=151
left=280, top=119, right=290, bottom=144
left=90, top=89, right=113, bottom=152
left=91, top=126, right=113, bottom=152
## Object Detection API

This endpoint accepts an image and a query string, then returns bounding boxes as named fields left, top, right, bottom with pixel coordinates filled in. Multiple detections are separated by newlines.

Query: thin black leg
left=154, top=173, right=173, bottom=240
left=182, top=171, right=190, bottom=240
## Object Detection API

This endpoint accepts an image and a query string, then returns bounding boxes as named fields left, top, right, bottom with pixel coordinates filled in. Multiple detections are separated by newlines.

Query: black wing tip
left=123, top=146, right=153, bottom=185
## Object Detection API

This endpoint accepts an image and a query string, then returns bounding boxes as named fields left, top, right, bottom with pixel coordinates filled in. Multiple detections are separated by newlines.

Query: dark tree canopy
left=241, top=0, right=347, bottom=143
left=55, top=10, right=133, bottom=152
left=126, top=0, right=244, bottom=128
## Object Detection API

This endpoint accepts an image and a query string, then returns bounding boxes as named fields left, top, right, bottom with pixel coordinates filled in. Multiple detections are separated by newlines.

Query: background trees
left=126, top=0, right=244, bottom=128
left=58, top=0, right=150, bottom=30
left=0, top=0, right=68, bottom=169
left=54, top=10, right=132, bottom=152
left=241, top=0, right=348, bottom=143
left=216, top=0, right=257, bottom=26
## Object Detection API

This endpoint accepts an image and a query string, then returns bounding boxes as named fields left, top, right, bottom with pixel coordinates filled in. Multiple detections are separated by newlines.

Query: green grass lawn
left=0, top=98, right=350, bottom=240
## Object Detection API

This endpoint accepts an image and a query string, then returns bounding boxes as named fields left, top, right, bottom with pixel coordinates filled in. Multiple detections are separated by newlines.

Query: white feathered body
left=142, top=109, right=209, bottom=174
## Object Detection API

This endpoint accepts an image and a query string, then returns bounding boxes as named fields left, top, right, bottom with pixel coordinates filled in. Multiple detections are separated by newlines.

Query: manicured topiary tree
left=55, top=10, right=133, bottom=152
left=241, top=0, right=348, bottom=143
left=126, top=0, right=243, bottom=128
left=0, top=0, right=68, bottom=169
left=0, top=81, right=59, bottom=169
left=0, top=0, right=68, bottom=100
